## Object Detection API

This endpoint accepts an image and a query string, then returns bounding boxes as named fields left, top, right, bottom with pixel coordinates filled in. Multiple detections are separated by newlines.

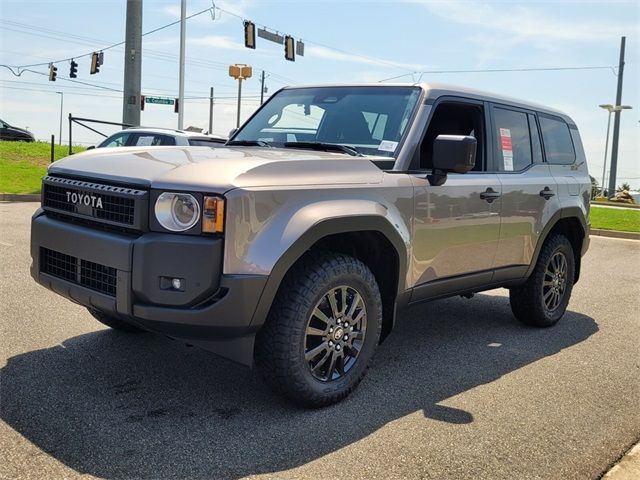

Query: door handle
left=480, top=187, right=501, bottom=203
left=539, top=187, right=555, bottom=200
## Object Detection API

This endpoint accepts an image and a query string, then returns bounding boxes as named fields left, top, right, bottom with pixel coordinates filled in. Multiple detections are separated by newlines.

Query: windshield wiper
left=283, top=142, right=362, bottom=157
left=226, top=139, right=272, bottom=147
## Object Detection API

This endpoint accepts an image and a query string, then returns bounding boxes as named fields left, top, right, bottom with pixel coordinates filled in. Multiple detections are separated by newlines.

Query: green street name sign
left=145, top=96, right=175, bottom=105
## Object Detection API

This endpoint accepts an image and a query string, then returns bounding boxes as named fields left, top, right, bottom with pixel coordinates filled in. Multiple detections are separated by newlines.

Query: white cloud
left=421, top=1, right=637, bottom=44
left=306, top=45, right=427, bottom=72
left=188, top=35, right=245, bottom=51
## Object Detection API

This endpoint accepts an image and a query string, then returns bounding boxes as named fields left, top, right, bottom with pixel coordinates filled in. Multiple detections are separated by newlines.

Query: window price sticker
left=378, top=140, right=398, bottom=152
left=499, top=128, right=513, bottom=170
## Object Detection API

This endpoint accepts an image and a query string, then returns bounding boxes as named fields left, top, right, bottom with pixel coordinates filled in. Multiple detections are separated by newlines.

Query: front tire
left=255, top=252, right=383, bottom=407
left=87, top=308, right=146, bottom=332
left=509, top=233, right=575, bottom=327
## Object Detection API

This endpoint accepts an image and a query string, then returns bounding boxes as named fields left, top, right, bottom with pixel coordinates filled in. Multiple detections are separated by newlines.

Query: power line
left=1, top=6, right=216, bottom=70
left=378, top=66, right=617, bottom=82
left=0, top=18, right=298, bottom=86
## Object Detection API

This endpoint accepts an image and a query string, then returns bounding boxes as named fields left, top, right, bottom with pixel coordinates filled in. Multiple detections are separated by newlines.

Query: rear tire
left=255, top=252, right=383, bottom=408
left=87, top=308, right=146, bottom=332
left=509, top=233, right=575, bottom=327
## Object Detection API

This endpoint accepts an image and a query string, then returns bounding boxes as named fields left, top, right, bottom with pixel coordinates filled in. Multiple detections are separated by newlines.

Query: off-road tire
left=87, top=308, right=146, bottom=332
left=509, top=233, right=575, bottom=327
left=255, top=252, right=383, bottom=408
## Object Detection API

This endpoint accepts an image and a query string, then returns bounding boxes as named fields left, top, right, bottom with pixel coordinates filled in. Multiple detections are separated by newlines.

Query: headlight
left=155, top=192, right=200, bottom=232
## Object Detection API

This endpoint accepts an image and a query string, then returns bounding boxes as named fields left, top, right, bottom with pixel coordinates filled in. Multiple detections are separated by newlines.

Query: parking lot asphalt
left=1, top=201, right=639, bottom=480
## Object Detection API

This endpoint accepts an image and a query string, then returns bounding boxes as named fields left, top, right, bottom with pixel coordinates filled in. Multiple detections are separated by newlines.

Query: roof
left=123, top=127, right=227, bottom=139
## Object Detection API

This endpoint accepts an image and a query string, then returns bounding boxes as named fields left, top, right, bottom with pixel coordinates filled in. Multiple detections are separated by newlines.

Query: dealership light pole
left=599, top=104, right=632, bottom=196
left=607, top=36, right=627, bottom=198
left=55, top=91, right=63, bottom=145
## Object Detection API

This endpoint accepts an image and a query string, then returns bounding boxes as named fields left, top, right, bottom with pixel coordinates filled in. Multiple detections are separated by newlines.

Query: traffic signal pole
left=608, top=36, right=626, bottom=198
left=122, top=0, right=142, bottom=127
left=177, top=0, right=186, bottom=130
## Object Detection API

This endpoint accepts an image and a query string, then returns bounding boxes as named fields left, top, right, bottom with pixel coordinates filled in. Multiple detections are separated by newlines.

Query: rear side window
left=132, top=134, right=176, bottom=146
left=539, top=116, right=575, bottom=164
left=493, top=107, right=532, bottom=171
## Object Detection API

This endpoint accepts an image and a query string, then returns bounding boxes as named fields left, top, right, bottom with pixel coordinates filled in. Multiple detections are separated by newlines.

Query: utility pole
left=260, top=70, right=265, bottom=105
left=177, top=0, right=186, bottom=130
left=208, top=86, right=214, bottom=134
left=122, top=0, right=142, bottom=126
left=608, top=36, right=626, bottom=198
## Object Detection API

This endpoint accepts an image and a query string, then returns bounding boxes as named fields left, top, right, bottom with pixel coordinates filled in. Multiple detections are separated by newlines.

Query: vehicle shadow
left=0, top=293, right=598, bottom=479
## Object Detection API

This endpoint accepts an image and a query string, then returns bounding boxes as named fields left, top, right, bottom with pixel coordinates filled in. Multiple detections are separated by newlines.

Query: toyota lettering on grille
left=66, top=191, right=104, bottom=209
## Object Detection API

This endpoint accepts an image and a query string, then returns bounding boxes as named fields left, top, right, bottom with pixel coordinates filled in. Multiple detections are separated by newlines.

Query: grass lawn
left=590, top=206, right=640, bottom=233
left=0, top=141, right=85, bottom=194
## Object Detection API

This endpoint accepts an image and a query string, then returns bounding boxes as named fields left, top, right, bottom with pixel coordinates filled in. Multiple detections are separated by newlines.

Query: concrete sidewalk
left=603, top=443, right=640, bottom=480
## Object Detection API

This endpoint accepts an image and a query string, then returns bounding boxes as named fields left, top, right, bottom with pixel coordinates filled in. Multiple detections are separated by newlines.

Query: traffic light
left=69, top=59, right=78, bottom=78
left=244, top=21, right=256, bottom=49
left=90, top=52, right=99, bottom=74
left=48, top=64, right=57, bottom=81
left=284, top=36, right=295, bottom=61
left=140, top=95, right=145, bottom=111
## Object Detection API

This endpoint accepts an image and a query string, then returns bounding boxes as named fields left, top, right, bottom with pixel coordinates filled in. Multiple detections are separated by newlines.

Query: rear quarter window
left=539, top=116, right=575, bottom=165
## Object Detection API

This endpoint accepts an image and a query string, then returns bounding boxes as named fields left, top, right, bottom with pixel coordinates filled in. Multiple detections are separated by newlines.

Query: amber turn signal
left=202, top=196, right=224, bottom=233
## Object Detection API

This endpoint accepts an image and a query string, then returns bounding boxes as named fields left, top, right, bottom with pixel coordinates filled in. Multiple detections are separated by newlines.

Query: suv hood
left=48, top=146, right=385, bottom=192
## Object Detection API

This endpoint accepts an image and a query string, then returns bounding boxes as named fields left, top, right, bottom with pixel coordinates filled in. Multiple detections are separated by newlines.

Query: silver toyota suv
left=30, top=83, right=590, bottom=407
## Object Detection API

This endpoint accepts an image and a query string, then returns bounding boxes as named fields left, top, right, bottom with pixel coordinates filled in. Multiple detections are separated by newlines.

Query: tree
left=617, top=182, right=631, bottom=192
left=590, top=175, right=601, bottom=199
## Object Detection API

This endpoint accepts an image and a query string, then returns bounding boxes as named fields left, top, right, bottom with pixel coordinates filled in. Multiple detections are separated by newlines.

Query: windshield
left=232, top=86, right=421, bottom=157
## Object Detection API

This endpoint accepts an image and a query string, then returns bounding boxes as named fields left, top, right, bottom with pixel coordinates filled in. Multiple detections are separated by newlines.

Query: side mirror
left=86, top=145, right=95, bottom=150
left=428, top=135, right=477, bottom=186
left=228, top=128, right=238, bottom=138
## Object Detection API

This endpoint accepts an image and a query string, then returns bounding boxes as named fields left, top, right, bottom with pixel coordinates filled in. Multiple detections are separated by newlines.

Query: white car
left=95, top=128, right=227, bottom=148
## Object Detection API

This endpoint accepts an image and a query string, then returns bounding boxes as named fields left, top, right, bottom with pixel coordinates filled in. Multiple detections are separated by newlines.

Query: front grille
left=41, top=248, right=77, bottom=282
left=40, top=247, right=117, bottom=297
left=80, top=259, right=117, bottom=296
left=42, top=176, right=148, bottom=231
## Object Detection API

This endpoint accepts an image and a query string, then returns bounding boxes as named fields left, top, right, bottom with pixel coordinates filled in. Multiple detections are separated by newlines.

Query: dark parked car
left=0, top=119, right=35, bottom=142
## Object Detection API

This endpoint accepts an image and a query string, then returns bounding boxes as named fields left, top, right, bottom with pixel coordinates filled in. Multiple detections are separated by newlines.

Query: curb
left=0, top=193, right=41, bottom=202
left=602, top=442, right=640, bottom=480
left=591, top=201, right=640, bottom=210
left=591, top=229, right=640, bottom=241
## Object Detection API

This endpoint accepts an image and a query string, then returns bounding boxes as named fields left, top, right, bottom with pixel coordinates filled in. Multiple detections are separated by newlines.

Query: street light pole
left=599, top=103, right=632, bottom=197
left=236, top=78, right=243, bottom=128
left=56, top=91, right=63, bottom=145
left=608, top=36, right=626, bottom=198
left=228, top=64, right=252, bottom=129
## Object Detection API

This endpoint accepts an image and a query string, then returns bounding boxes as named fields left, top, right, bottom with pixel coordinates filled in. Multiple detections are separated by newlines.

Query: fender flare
left=249, top=215, right=408, bottom=329
left=524, top=206, right=588, bottom=280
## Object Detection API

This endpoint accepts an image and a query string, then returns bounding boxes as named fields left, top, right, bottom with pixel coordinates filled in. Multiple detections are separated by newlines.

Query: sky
left=1, top=0, right=639, bottom=188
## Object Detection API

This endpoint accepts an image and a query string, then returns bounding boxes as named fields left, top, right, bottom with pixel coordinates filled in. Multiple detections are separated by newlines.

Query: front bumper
left=30, top=209, right=267, bottom=366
